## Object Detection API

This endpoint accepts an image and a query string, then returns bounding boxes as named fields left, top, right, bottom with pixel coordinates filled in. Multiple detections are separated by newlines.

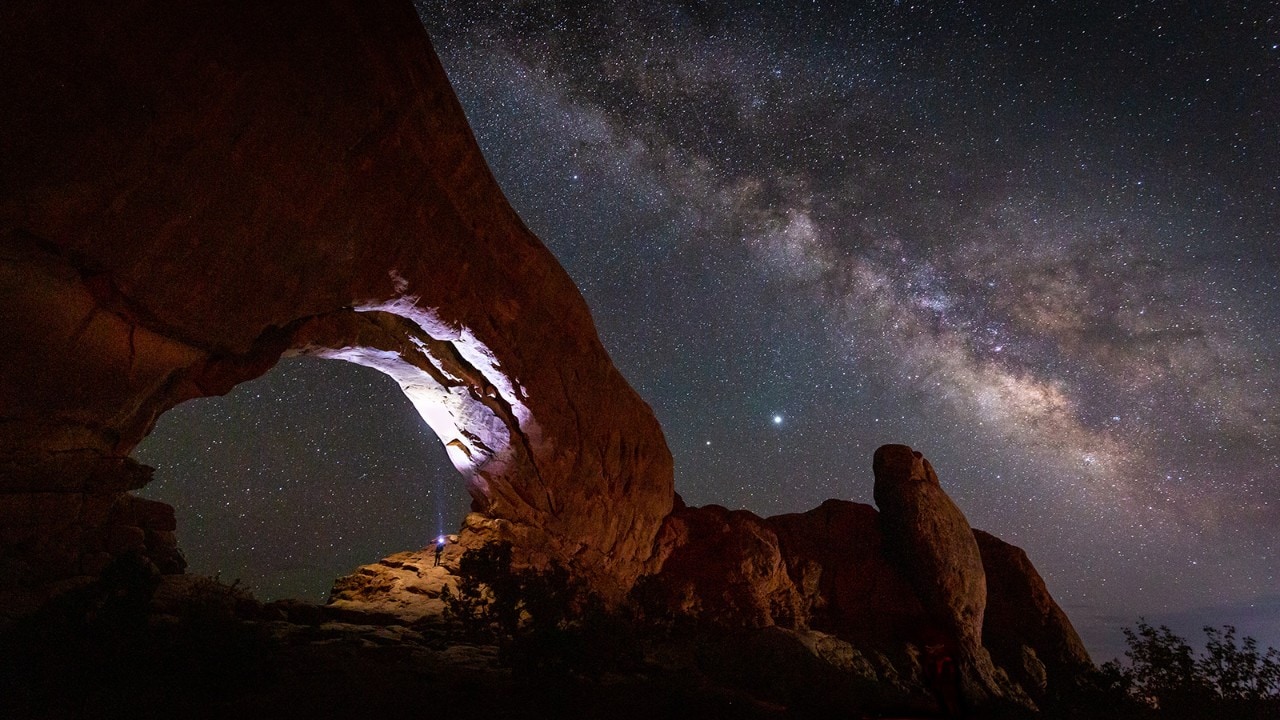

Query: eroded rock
left=768, top=499, right=926, bottom=648
left=328, top=542, right=463, bottom=625
left=976, top=529, right=1093, bottom=694
left=872, top=443, right=1014, bottom=706
left=629, top=446, right=1082, bottom=711
left=644, top=502, right=804, bottom=628
left=0, top=0, right=672, bottom=589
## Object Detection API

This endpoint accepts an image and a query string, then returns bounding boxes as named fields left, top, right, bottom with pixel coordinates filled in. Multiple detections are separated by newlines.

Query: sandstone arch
left=0, top=0, right=673, bottom=590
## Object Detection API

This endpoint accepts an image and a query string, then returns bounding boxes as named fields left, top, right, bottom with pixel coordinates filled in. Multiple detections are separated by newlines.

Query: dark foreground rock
left=0, top=571, right=960, bottom=719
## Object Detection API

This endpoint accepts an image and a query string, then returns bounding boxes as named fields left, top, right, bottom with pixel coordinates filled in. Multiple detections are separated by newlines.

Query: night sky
left=135, top=1, right=1279, bottom=661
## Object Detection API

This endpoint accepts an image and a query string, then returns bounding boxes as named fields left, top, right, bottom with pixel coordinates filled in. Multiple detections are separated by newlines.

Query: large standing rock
left=872, top=444, right=1011, bottom=706
left=0, top=0, right=671, bottom=591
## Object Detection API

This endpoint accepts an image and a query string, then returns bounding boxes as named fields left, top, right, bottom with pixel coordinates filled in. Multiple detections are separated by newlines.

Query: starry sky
left=135, top=1, right=1279, bottom=661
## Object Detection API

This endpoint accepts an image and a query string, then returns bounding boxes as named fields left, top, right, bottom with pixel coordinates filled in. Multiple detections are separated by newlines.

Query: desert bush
left=441, top=542, right=641, bottom=678
left=440, top=540, right=522, bottom=637
left=1079, top=619, right=1280, bottom=719
left=0, top=554, right=277, bottom=716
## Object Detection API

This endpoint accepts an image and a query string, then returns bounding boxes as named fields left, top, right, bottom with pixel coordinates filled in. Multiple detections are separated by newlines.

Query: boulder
left=328, top=546, right=461, bottom=625
left=768, top=499, right=926, bottom=648
left=643, top=504, right=804, bottom=627
left=871, top=443, right=1011, bottom=706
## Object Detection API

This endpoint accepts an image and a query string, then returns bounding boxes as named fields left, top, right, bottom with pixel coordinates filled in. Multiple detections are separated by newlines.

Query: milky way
left=136, top=1, right=1279, bottom=659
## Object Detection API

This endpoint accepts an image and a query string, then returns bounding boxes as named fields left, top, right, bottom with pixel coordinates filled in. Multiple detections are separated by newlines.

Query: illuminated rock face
left=0, top=0, right=671, bottom=590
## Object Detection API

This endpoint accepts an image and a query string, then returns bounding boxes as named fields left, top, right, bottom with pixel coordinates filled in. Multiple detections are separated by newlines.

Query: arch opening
left=134, top=356, right=471, bottom=602
left=283, top=306, right=548, bottom=522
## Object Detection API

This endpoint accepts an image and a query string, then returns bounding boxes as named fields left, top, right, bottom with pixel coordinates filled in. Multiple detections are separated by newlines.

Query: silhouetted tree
left=1090, top=619, right=1280, bottom=719
left=1198, top=624, right=1280, bottom=704
left=441, top=540, right=522, bottom=638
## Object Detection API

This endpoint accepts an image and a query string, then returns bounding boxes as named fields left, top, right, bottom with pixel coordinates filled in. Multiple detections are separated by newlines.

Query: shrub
left=1095, top=619, right=1280, bottom=719
left=441, top=540, right=522, bottom=638
left=440, top=542, right=640, bottom=678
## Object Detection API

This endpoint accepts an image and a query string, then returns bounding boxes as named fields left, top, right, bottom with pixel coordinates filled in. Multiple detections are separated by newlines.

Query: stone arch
left=0, top=0, right=673, bottom=593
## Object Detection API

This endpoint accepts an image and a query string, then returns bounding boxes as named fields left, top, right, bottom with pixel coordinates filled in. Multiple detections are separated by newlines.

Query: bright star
left=772, top=414, right=783, bottom=425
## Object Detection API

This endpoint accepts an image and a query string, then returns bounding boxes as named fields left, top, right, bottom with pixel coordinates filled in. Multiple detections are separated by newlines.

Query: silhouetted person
left=434, top=537, right=446, bottom=566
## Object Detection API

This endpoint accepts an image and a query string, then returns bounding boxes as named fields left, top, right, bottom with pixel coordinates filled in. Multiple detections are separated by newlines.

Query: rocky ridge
left=335, top=445, right=1092, bottom=711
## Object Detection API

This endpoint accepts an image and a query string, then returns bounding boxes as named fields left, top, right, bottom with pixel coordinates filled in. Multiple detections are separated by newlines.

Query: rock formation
left=327, top=543, right=461, bottom=625
left=872, top=444, right=1008, bottom=705
left=976, top=529, right=1094, bottom=695
left=644, top=499, right=805, bottom=627
left=768, top=500, right=928, bottom=648
left=0, top=0, right=671, bottom=591
left=2, top=2, right=1092, bottom=713
left=627, top=445, right=1088, bottom=709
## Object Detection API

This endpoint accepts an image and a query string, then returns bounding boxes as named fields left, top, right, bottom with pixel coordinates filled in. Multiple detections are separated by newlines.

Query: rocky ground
left=324, top=538, right=464, bottom=624
left=0, top=570, right=966, bottom=720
